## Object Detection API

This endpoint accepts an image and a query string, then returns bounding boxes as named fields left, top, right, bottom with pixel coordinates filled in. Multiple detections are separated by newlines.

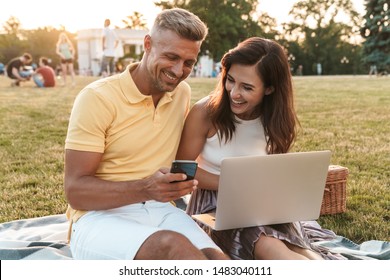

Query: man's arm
left=64, top=149, right=197, bottom=211
left=102, top=28, right=107, bottom=51
left=102, top=36, right=106, bottom=51
left=114, top=31, right=119, bottom=49
left=11, top=67, right=26, bottom=81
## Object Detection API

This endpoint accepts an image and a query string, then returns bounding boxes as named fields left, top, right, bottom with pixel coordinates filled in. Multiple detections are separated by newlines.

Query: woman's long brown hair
left=207, top=37, right=299, bottom=154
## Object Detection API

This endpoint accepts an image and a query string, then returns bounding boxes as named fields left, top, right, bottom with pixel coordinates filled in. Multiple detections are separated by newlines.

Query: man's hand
left=143, top=167, right=197, bottom=202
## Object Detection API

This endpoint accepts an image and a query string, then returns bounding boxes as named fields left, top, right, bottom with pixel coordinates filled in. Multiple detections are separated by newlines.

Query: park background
left=0, top=0, right=389, bottom=244
left=1, top=0, right=389, bottom=76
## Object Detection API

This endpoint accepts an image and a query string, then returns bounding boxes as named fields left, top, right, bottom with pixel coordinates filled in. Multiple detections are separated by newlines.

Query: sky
left=0, top=0, right=365, bottom=33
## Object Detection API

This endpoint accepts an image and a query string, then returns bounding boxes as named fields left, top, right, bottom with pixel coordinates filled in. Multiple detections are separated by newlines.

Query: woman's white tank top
left=197, top=117, right=268, bottom=175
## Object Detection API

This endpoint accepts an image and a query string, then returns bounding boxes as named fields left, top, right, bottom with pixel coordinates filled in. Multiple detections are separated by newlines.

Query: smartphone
left=170, top=160, right=198, bottom=181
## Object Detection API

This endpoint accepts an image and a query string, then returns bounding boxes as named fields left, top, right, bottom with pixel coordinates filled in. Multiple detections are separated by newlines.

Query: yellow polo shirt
left=65, top=63, right=191, bottom=223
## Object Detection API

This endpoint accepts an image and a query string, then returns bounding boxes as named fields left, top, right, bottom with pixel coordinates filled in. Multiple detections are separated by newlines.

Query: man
left=100, top=18, right=119, bottom=77
left=32, top=57, right=56, bottom=88
left=64, top=8, right=229, bottom=260
left=6, top=53, right=33, bottom=86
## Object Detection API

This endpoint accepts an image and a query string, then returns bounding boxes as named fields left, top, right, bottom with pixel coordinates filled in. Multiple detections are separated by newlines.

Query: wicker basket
left=320, top=165, right=349, bottom=215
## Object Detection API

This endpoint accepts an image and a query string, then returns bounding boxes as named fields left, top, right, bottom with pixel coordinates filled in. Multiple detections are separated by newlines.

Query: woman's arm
left=55, top=42, right=64, bottom=58
left=176, top=97, right=220, bottom=191
left=68, top=41, right=75, bottom=58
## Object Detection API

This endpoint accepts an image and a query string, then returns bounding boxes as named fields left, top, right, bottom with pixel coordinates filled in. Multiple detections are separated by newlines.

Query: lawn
left=0, top=74, right=389, bottom=243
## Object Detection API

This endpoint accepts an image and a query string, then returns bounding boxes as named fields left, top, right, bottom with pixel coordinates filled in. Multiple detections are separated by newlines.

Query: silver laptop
left=192, top=150, right=331, bottom=230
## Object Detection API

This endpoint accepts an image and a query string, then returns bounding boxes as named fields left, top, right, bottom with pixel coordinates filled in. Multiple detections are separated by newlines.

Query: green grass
left=0, top=74, right=389, bottom=243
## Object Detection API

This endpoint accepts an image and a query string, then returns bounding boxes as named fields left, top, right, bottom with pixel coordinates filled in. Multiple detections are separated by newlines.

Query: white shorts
left=70, top=201, right=221, bottom=259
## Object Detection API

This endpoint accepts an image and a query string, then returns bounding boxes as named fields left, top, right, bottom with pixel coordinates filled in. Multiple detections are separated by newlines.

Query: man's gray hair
left=151, top=8, right=208, bottom=42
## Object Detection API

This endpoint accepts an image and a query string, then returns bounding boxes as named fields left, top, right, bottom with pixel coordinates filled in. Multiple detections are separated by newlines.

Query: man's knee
left=202, top=248, right=230, bottom=260
left=155, top=230, right=210, bottom=254
left=136, top=230, right=207, bottom=260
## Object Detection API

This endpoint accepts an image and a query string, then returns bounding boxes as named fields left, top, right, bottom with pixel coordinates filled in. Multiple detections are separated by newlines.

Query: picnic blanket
left=0, top=214, right=72, bottom=260
left=1, top=214, right=389, bottom=260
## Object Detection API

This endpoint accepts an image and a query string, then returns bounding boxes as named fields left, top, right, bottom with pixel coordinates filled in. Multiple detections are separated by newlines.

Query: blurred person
left=100, top=18, right=119, bottom=77
left=6, top=53, right=33, bottom=87
left=296, top=65, right=303, bottom=76
left=64, top=8, right=229, bottom=260
left=32, top=57, right=56, bottom=88
left=56, top=32, right=76, bottom=86
left=369, top=65, right=378, bottom=76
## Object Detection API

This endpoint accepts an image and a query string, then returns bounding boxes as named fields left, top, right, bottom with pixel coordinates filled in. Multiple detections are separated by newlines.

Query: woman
left=56, top=32, right=76, bottom=86
left=176, top=37, right=345, bottom=260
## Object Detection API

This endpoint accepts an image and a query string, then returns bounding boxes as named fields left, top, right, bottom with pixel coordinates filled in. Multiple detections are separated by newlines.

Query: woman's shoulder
left=193, top=95, right=210, bottom=110
left=187, top=96, right=214, bottom=130
left=190, top=96, right=210, bottom=116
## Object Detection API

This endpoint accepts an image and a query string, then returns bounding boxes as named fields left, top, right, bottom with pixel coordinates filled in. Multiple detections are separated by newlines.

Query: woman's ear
left=265, top=86, right=274, bottom=95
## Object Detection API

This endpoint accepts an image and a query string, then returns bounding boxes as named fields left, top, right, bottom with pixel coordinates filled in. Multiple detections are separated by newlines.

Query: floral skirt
left=186, top=188, right=346, bottom=260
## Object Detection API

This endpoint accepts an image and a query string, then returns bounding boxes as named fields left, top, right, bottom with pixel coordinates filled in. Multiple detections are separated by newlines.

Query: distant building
left=196, top=55, right=214, bottom=77
left=76, top=28, right=148, bottom=76
left=76, top=28, right=217, bottom=78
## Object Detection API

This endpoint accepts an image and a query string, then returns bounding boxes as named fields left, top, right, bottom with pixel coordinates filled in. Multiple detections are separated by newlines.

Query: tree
left=24, top=28, right=70, bottom=67
left=120, top=11, right=148, bottom=30
left=2, top=16, right=21, bottom=35
left=283, top=0, right=362, bottom=75
left=155, top=0, right=265, bottom=61
left=255, top=11, right=279, bottom=40
left=0, top=34, right=27, bottom=63
left=361, top=0, right=390, bottom=73
left=0, top=17, right=27, bottom=63
left=0, top=16, right=76, bottom=70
